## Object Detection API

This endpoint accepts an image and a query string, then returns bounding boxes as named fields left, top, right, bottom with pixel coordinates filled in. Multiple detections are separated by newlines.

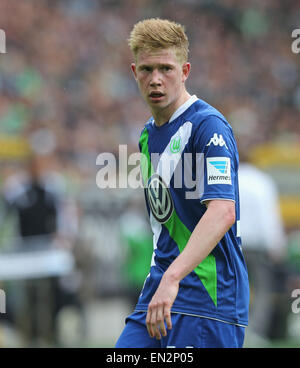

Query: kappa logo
left=170, top=137, right=181, bottom=153
left=206, top=133, right=228, bottom=149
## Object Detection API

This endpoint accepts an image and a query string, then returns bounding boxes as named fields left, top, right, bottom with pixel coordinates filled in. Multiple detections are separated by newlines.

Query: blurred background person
left=236, top=127, right=288, bottom=344
left=3, top=154, right=60, bottom=248
left=1, top=149, right=80, bottom=345
left=118, top=196, right=153, bottom=309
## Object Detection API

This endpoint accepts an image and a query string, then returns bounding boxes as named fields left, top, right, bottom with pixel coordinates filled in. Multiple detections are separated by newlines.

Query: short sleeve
left=193, top=115, right=238, bottom=203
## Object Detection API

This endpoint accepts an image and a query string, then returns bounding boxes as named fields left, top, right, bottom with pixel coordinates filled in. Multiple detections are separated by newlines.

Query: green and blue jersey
left=136, top=95, right=249, bottom=327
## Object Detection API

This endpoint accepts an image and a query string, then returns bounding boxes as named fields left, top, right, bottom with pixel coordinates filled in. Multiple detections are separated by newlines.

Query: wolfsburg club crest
left=170, top=137, right=181, bottom=153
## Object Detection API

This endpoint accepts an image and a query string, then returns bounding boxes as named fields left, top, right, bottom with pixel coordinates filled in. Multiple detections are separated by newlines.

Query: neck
left=152, top=90, right=192, bottom=126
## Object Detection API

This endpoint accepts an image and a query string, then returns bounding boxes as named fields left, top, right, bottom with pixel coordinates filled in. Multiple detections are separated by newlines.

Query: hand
left=146, top=274, right=179, bottom=340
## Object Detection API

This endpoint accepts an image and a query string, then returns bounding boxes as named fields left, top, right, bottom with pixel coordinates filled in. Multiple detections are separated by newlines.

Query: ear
left=182, top=62, right=191, bottom=83
left=131, top=63, right=138, bottom=81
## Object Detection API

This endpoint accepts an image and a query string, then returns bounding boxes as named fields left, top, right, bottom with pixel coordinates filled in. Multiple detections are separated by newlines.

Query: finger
left=150, top=306, right=161, bottom=340
left=157, top=307, right=167, bottom=337
left=164, top=308, right=172, bottom=330
left=146, top=308, right=154, bottom=338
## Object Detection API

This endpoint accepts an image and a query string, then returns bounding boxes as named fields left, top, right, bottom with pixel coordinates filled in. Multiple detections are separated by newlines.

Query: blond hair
left=128, top=18, right=189, bottom=63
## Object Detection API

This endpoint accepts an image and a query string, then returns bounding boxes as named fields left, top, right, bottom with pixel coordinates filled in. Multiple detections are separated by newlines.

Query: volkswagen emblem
left=146, top=173, right=174, bottom=224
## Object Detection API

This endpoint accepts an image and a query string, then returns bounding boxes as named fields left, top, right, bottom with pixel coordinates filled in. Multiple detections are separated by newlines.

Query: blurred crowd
left=0, top=0, right=300, bottom=347
left=0, top=0, right=300, bottom=157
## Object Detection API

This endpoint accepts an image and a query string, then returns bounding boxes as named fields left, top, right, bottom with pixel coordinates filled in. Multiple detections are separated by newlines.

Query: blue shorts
left=115, top=311, right=245, bottom=348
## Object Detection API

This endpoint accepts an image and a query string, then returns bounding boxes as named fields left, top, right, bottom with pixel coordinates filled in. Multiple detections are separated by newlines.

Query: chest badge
left=146, top=173, right=174, bottom=224
left=170, top=137, right=181, bottom=153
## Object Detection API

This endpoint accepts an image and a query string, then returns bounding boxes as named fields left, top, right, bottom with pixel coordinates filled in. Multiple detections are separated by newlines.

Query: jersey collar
left=168, top=94, right=198, bottom=123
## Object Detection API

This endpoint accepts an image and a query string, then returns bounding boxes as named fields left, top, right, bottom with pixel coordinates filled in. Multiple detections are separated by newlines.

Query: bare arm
left=146, top=199, right=236, bottom=339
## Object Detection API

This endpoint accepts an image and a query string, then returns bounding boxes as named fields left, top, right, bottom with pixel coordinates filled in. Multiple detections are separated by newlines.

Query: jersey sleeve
left=193, top=115, right=238, bottom=203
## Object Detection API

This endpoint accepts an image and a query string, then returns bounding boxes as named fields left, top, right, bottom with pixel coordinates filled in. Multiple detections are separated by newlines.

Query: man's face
left=131, top=48, right=190, bottom=115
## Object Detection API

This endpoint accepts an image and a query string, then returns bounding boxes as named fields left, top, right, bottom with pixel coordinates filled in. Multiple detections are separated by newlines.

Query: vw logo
left=146, top=174, right=174, bottom=224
